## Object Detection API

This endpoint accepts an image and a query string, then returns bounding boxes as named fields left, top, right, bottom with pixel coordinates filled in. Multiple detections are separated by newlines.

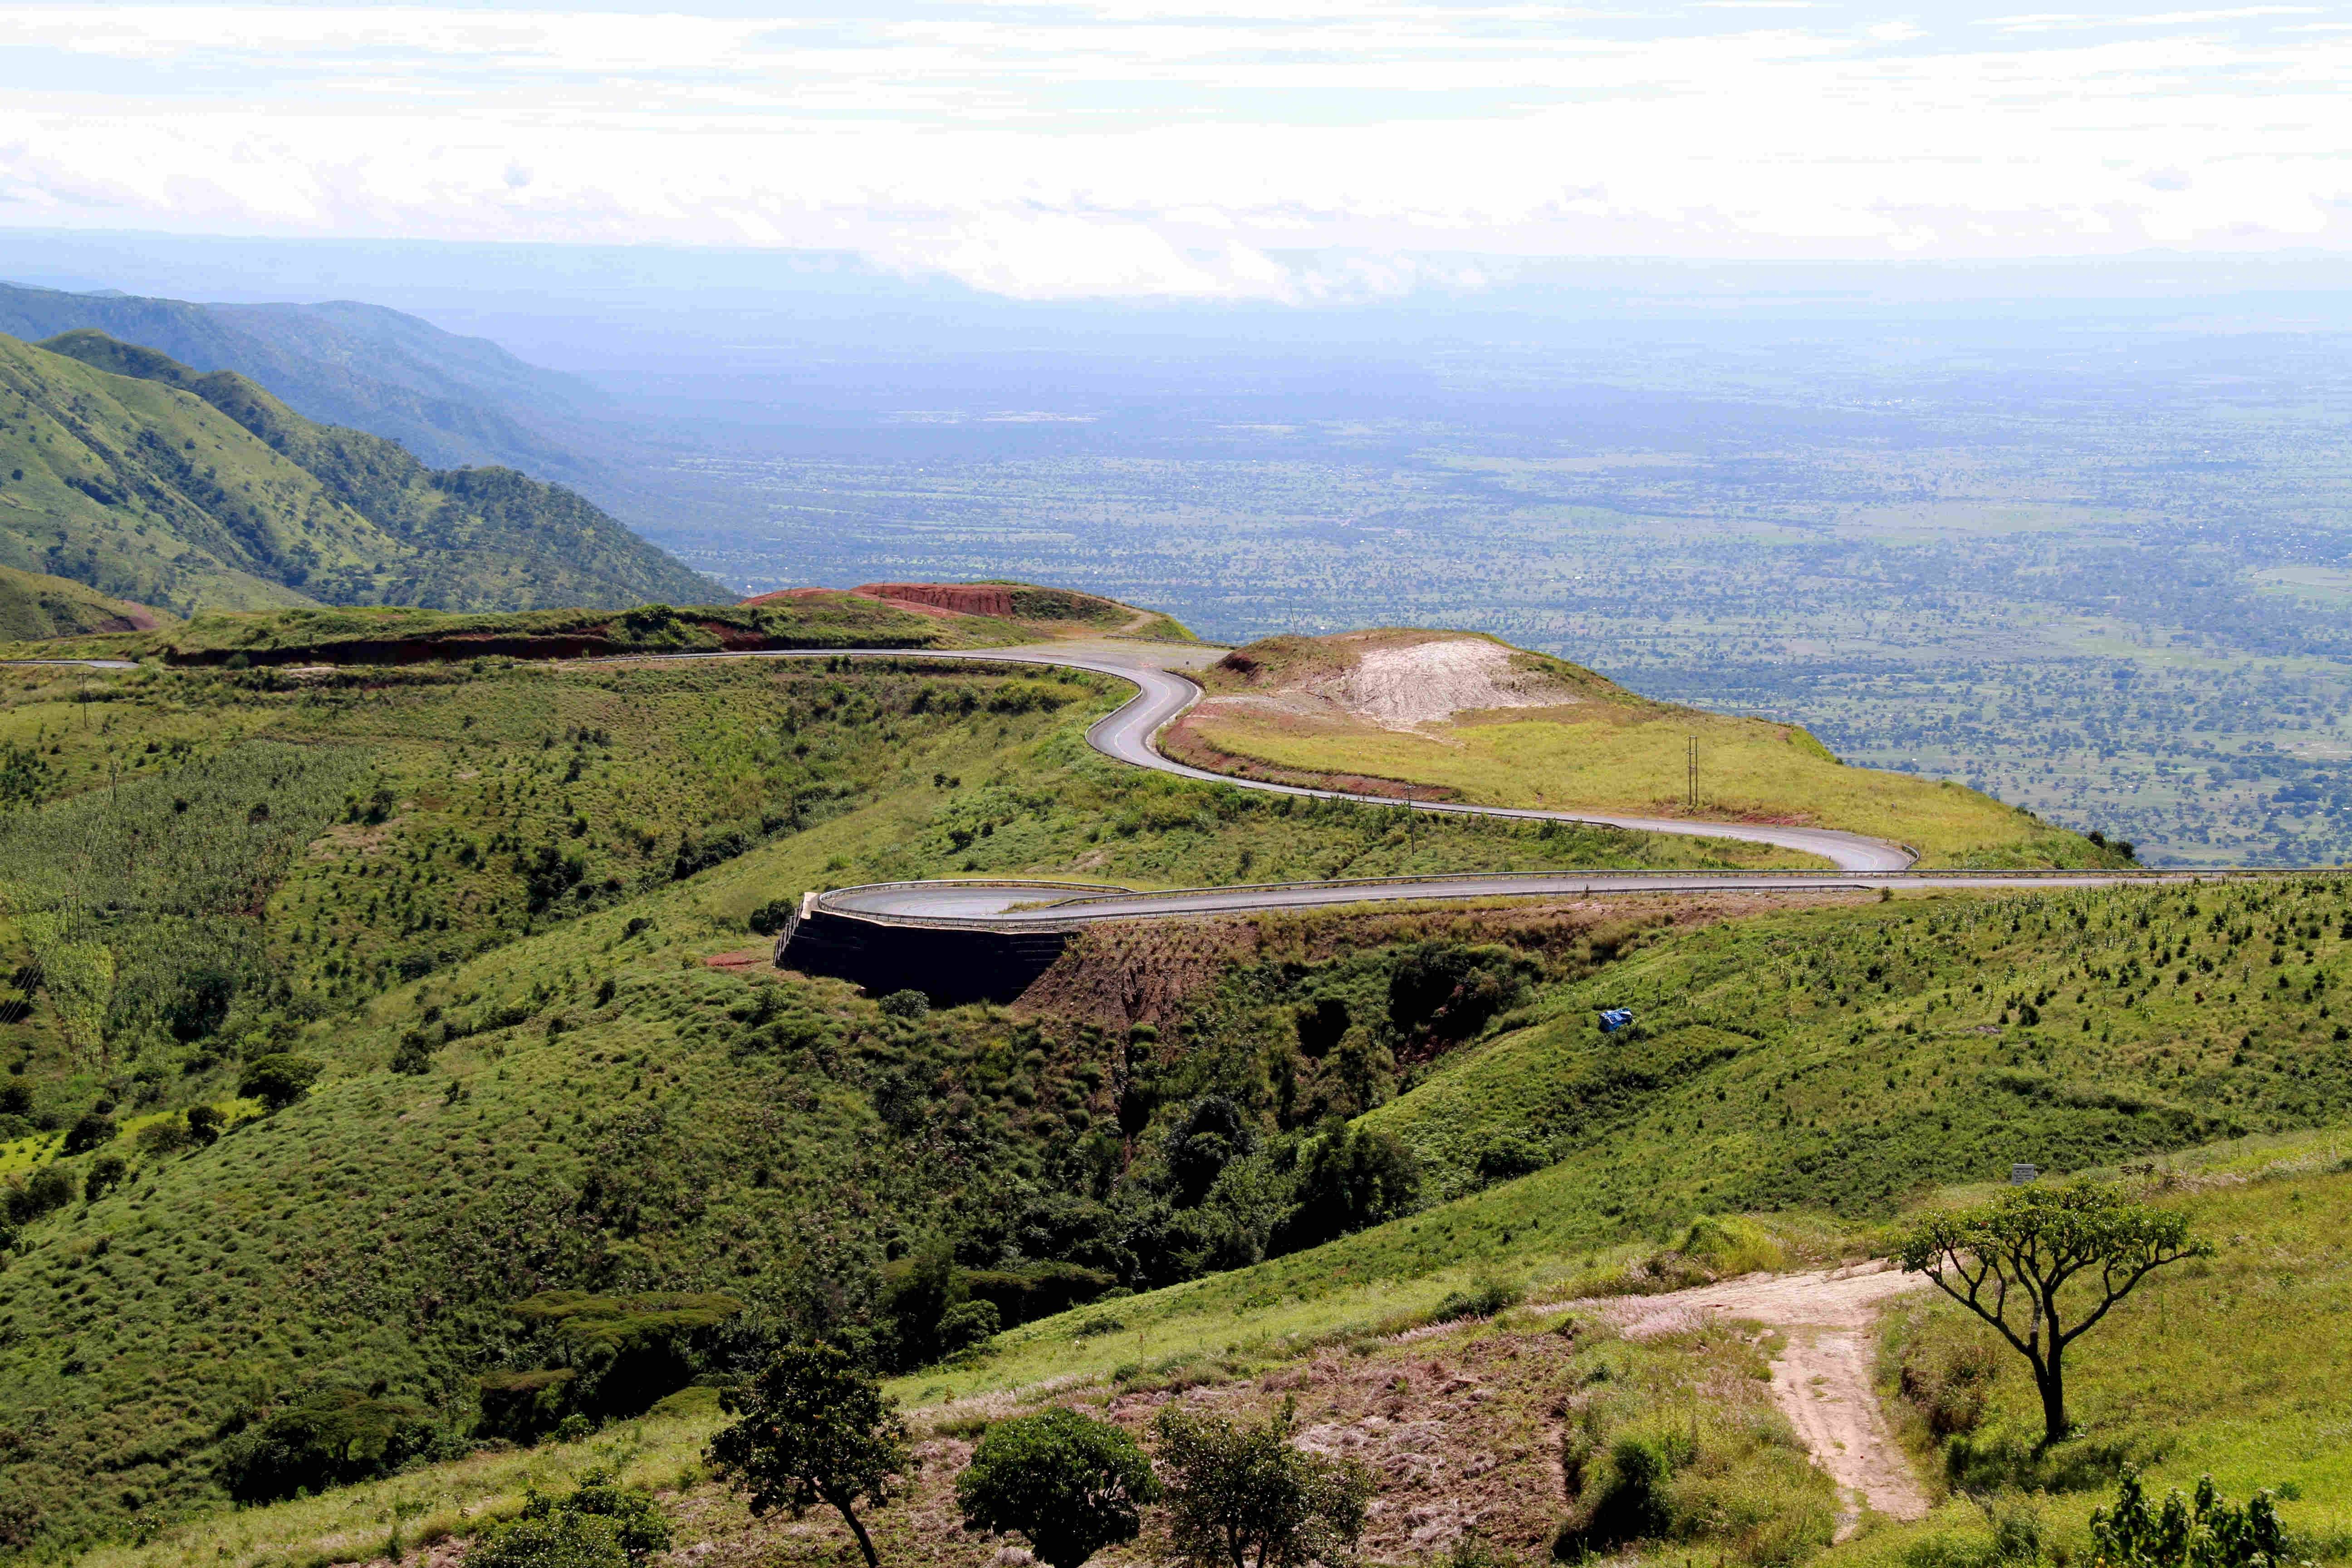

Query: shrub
left=1163, top=1095, right=1257, bottom=1207
left=2091, top=1470, right=2288, bottom=1568
left=1555, top=1434, right=1681, bottom=1553
left=3, top=1164, right=75, bottom=1225
left=1277, top=1120, right=1420, bottom=1252
left=390, top=1030, right=436, bottom=1075
left=1898, top=1332, right=2000, bottom=1438
left=876, top=989, right=929, bottom=1019
left=1155, top=1399, right=1373, bottom=1568
left=1473, top=1134, right=1548, bottom=1185
left=239, top=1054, right=323, bottom=1111
left=505, top=1470, right=671, bottom=1564
left=956, top=1407, right=1161, bottom=1568
left=937, top=1299, right=1000, bottom=1357
left=466, top=1514, right=627, bottom=1568
left=477, top=1368, right=579, bottom=1444
left=184, top=1103, right=223, bottom=1145
left=1387, top=942, right=1536, bottom=1044
left=1431, top=1275, right=1524, bottom=1323
left=134, top=1117, right=194, bottom=1155
left=960, top=1261, right=1118, bottom=1328
left=747, top=899, right=795, bottom=936
left=61, top=1113, right=115, bottom=1155
left=506, top=1290, right=743, bottom=1420
left=83, top=1153, right=127, bottom=1202
left=215, top=1391, right=449, bottom=1503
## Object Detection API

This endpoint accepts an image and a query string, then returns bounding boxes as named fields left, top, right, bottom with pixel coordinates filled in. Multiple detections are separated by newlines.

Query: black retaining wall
left=774, top=909, right=1078, bottom=1005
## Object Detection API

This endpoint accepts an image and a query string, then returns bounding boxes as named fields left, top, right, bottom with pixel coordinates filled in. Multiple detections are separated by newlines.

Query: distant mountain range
left=0, top=280, right=611, bottom=483
left=0, top=329, right=720, bottom=616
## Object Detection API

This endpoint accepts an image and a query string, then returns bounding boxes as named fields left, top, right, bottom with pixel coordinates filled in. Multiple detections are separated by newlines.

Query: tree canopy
left=1895, top=1183, right=2206, bottom=1445
left=1154, top=1398, right=1374, bottom=1568
left=955, top=1406, right=1161, bottom=1568
left=705, top=1341, right=909, bottom=1568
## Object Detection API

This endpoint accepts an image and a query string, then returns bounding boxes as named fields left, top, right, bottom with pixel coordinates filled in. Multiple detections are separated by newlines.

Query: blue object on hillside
left=1598, top=1008, right=1635, bottom=1034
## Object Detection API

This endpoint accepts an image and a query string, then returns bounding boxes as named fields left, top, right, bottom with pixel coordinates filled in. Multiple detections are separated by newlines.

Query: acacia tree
left=706, top=1342, right=910, bottom=1567
left=1154, top=1398, right=1374, bottom=1568
left=1895, top=1184, right=2207, bottom=1446
left=955, top=1406, right=1161, bottom=1568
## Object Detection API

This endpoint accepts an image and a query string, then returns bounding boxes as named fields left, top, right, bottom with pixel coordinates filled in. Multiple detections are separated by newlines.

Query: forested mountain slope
left=0, top=281, right=599, bottom=480
left=0, top=331, right=717, bottom=615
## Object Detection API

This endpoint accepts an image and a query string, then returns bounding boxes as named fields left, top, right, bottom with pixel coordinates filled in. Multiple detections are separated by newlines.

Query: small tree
left=706, top=1341, right=910, bottom=1568
left=1155, top=1398, right=1375, bottom=1568
left=83, top=1152, right=127, bottom=1202
left=1895, top=1184, right=2207, bottom=1446
left=240, top=1054, right=322, bottom=1111
left=956, top=1407, right=1161, bottom=1568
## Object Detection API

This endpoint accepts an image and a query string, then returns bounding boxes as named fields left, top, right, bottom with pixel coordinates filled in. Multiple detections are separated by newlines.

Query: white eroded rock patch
left=1312, top=637, right=1577, bottom=731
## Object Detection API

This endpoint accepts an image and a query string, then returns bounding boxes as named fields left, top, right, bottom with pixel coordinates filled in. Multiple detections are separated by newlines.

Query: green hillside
left=0, top=653, right=1789, bottom=1554
left=0, top=563, right=172, bottom=642
left=0, top=281, right=601, bottom=481
left=0, top=649, right=2344, bottom=1563
left=0, top=329, right=715, bottom=617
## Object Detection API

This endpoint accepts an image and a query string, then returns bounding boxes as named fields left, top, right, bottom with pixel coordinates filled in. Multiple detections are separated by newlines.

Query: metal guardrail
left=806, top=865, right=2348, bottom=932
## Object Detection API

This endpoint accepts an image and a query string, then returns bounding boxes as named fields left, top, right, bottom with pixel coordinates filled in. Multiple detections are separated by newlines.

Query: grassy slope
left=36, top=330, right=717, bottom=612
left=0, top=657, right=1791, bottom=1555
left=0, top=330, right=712, bottom=617
left=0, top=332, right=403, bottom=612
left=0, top=564, right=172, bottom=642
left=1175, top=631, right=2120, bottom=868
left=82, top=1137, right=2352, bottom=1568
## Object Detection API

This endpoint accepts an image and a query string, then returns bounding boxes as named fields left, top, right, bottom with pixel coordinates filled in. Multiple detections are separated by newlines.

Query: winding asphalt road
left=786, top=642, right=1916, bottom=870
left=727, top=642, right=2288, bottom=930
left=24, top=640, right=2296, bottom=931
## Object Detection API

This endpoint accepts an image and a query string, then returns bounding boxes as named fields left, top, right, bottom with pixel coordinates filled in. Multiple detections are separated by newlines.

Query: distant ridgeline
left=0, top=280, right=598, bottom=480
left=0, top=329, right=719, bottom=618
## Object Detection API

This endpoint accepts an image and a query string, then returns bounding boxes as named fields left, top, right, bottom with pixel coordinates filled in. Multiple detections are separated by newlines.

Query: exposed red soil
left=857, top=582, right=1017, bottom=618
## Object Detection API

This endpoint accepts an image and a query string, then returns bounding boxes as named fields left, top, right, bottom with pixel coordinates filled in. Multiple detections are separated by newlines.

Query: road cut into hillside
left=1561, top=1264, right=1932, bottom=1536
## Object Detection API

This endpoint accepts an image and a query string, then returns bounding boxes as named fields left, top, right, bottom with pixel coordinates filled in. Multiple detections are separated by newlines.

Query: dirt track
left=1564, top=1263, right=1932, bottom=1535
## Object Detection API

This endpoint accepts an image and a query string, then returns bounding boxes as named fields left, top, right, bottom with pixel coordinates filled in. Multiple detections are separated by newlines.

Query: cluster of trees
left=854, top=941, right=1537, bottom=1335
left=707, top=1340, right=1372, bottom=1568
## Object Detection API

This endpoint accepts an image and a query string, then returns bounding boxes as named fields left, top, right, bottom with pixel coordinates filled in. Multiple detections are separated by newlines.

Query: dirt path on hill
left=1562, top=1263, right=1933, bottom=1536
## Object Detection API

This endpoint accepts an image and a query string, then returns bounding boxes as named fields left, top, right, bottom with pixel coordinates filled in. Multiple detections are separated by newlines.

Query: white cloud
left=0, top=1, right=2350, bottom=298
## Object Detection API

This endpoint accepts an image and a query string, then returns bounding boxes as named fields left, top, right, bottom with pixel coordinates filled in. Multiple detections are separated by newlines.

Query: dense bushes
left=214, top=1390, right=453, bottom=1503
left=239, top=1053, right=322, bottom=1111
left=1387, top=942, right=1537, bottom=1047
left=1277, top=1120, right=1421, bottom=1252
left=495, top=1291, right=743, bottom=1431
left=3, top=1164, right=75, bottom=1225
left=956, top=1408, right=1159, bottom=1568
left=470, top=1470, right=672, bottom=1567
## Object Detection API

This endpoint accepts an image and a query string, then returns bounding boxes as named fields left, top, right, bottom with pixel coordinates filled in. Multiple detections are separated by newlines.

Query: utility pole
left=1687, top=735, right=1697, bottom=810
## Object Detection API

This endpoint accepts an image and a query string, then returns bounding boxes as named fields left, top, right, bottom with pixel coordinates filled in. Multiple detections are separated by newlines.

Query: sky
left=2, top=0, right=2351, bottom=301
